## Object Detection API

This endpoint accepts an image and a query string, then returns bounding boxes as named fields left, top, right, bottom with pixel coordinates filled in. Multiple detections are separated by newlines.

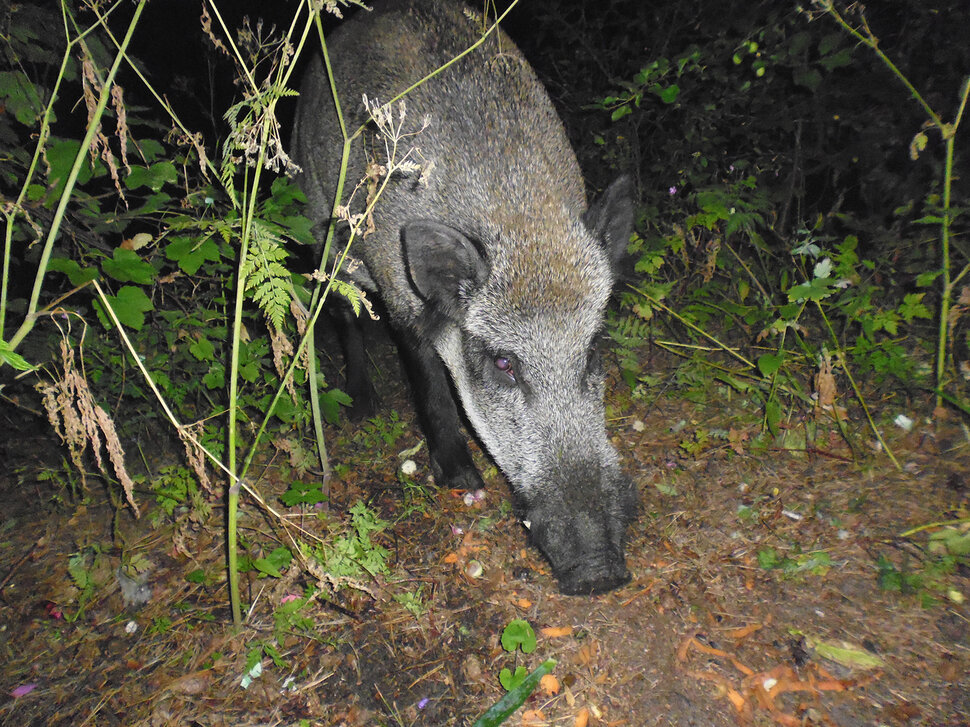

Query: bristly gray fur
left=292, top=0, right=637, bottom=595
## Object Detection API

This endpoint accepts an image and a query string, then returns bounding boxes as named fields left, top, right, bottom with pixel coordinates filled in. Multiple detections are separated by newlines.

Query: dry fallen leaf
left=563, top=683, right=576, bottom=707
left=723, top=623, right=763, bottom=640
left=577, top=640, right=598, bottom=666
left=539, top=673, right=560, bottom=696
left=540, top=625, right=573, bottom=638
left=574, top=707, right=590, bottom=727
left=679, top=635, right=755, bottom=676
left=521, top=708, right=545, bottom=725
left=165, top=670, right=211, bottom=695
left=121, top=232, right=153, bottom=251
left=461, top=654, right=486, bottom=684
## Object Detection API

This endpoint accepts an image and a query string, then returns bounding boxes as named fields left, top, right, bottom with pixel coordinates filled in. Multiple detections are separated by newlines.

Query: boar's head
left=403, top=176, right=637, bottom=595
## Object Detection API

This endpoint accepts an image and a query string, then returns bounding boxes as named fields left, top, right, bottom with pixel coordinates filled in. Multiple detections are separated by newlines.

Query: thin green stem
left=899, top=516, right=970, bottom=539
left=205, top=1, right=259, bottom=96
left=818, top=2, right=969, bottom=414
left=219, top=0, right=321, bottom=625
left=813, top=300, right=900, bottom=470
left=722, top=239, right=772, bottom=302
left=1, top=17, right=76, bottom=341
left=7, top=0, right=146, bottom=353
left=639, top=291, right=757, bottom=369
left=376, top=0, right=521, bottom=123
left=934, top=77, right=969, bottom=408
left=819, top=1, right=943, bottom=128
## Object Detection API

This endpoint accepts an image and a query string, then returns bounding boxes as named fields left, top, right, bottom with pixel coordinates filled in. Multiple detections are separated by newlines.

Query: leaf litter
left=0, top=346, right=968, bottom=725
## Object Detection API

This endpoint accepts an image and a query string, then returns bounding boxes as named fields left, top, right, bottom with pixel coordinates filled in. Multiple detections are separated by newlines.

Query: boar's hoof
left=429, top=454, right=485, bottom=492
left=556, top=563, right=631, bottom=596
left=345, top=391, right=378, bottom=422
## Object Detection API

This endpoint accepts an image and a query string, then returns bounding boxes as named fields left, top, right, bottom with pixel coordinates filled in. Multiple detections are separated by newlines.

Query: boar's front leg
left=395, top=333, right=485, bottom=492
left=328, top=301, right=378, bottom=421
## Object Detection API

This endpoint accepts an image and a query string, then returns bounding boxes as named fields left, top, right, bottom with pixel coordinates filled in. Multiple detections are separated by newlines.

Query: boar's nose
left=556, top=561, right=630, bottom=596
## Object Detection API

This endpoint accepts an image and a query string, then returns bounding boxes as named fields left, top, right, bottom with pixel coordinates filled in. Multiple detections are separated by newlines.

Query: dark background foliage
left=2, top=3, right=969, bottom=723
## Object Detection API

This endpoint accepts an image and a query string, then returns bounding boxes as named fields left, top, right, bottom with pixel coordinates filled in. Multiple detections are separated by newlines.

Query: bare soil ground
left=1, top=341, right=968, bottom=727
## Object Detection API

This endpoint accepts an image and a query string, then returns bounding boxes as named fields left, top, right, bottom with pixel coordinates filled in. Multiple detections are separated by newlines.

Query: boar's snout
left=556, top=557, right=631, bottom=596
left=524, top=469, right=635, bottom=596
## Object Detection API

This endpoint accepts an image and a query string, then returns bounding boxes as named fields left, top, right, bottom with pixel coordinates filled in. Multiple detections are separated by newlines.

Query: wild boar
left=292, top=0, right=636, bottom=595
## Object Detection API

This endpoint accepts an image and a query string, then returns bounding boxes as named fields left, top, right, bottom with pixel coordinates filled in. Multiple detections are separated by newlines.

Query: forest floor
left=0, top=334, right=968, bottom=727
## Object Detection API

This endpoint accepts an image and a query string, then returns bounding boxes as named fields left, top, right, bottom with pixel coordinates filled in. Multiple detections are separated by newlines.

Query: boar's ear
left=584, top=175, right=634, bottom=270
left=401, top=220, right=487, bottom=318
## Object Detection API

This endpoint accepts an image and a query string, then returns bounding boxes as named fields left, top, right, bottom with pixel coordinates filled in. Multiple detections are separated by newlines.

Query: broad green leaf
left=820, top=47, right=853, bottom=71
left=788, top=31, right=811, bottom=56
left=46, top=138, right=92, bottom=197
left=929, top=526, right=970, bottom=557
left=252, top=548, right=291, bottom=578
left=0, top=71, right=45, bottom=125
left=787, top=276, right=834, bottom=303
left=899, top=293, right=932, bottom=322
left=47, top=257, right=99, bottom=287
left=916, top=270, right=943, bottom=288
left=818, top=32, right=842, bottom=56
left=0, top=340, right=33, bottom=371
left=696, top=190, right=731, bottom=220
left=611, top=105, right=633, bottom=122
left=268, top=393, right=301, bottom=424
left=276, top=214, right=314, bottom=245
left=95, top=285, right=153, bottom=330
left=125, top=161, right=178, bottom=192
left=910, top=131, right=928, bottom=159
left=189, top=336, right=215, bottom=361
left=498, top=665, right=528, bottom=691
left=765, top=398, right=781, bottom=437
left=268, top=176, right=307, bottom=207
left=102, top=248, right=156, bottom=285
left=659, top=84, right=680, bottom=103
left=813, top=257, right=833, bottom=279
left=757, top=548, right=780, bottom=569
left=203, top=365, right=224, bottom=390
left=757, top=353, right=784, bottom=377
left=737, top=279, right=749, bottom=302
left=253, top=558, right=282, bottom=578
left=138, top=138, right=165, bottom=161
left=655, top=482, right=678, bottom=496
left=501, top=619, right=537, bottom=654
left=320, top=388, right=352, bottom=425
left=166, top=236, right=221, bottom=275
left=793, top=69, right=822, bottom=91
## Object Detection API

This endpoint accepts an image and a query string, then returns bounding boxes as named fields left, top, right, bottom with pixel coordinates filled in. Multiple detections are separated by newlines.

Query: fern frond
left=242, top=220, right=292, bottom=330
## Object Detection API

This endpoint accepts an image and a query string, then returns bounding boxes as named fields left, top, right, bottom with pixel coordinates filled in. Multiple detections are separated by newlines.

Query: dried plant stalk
left=179, top=420, right=213, bottom=494
left=37, top=339, right=140, bottom=516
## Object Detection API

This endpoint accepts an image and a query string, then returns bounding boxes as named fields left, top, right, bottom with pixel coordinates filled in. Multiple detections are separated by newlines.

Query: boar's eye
left=494, top=356, right=516, bottom=382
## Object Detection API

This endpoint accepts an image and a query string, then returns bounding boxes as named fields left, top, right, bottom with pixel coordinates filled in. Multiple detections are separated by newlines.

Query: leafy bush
left=0, top=0, right=370, bottom=623
left=512, top=0, right=969, bottom=448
